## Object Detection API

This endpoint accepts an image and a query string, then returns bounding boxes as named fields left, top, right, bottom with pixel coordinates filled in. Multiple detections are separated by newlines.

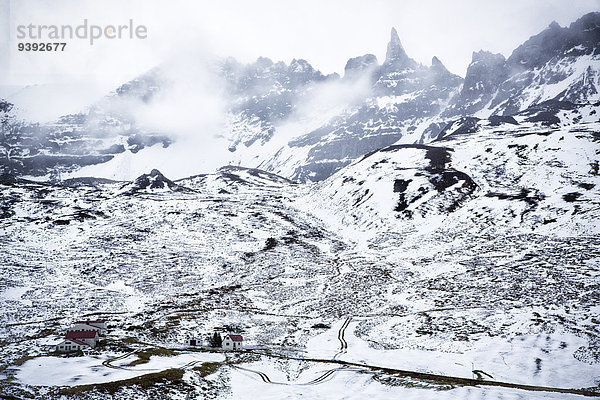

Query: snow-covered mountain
left=306, top=118, right=600, bottom=236
left=444, top=13, right=600, bottom=118
left=2, top=12, right=600, bottom=182
left=258, top=28, right=464, bottom=181
left=222, top=56, right=338, bottom=152
left=0, top=78, right=172, bottom=179
left=263, top=13, right=600, bottom=182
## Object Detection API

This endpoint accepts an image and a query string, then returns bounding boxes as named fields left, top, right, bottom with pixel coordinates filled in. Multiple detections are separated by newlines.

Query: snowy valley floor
left=1, top=144, right=599, bottom=398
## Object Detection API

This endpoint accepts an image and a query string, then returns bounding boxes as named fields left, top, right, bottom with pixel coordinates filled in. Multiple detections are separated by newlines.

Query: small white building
left=222, top=334, right=243, bottom=350
left=186, top=337, right=203, bottom=347
left=55, top=331, right=99, bottom=352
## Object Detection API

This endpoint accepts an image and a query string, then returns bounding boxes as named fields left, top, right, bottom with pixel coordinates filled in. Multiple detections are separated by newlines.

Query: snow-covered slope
left=305, top=119, right=600, bottom=237
left=302, top=144, right=477, bottom=231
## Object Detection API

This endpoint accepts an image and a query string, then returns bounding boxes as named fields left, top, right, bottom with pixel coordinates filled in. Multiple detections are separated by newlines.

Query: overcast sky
left=2, top=0, right=600, bottom=94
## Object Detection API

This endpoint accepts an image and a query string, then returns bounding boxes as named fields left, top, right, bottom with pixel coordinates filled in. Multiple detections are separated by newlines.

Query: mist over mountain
left=2, top=12, right=600, bottom=183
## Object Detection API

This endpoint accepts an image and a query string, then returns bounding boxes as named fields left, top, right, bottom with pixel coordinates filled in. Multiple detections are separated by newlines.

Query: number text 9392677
left=18, top=42, right=67, bottom=51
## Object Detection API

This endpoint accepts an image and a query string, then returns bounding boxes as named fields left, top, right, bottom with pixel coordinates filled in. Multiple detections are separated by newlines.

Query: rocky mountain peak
left=343, top=54, right=379, bottom=79
left=466, top=50, right=509, bottom=87
left=124, top=169, right=181, bottom=194
left=466, top=51, right=508, bottom=87
left=570, top=11, right=600, bottom=32
left=548, top=20, right=561, bottom=30
left=286, top=58, right=327, bottom=86
left=442, top=51, right=508, bottom=117
left=507, top=12, right=600, bottom=71
left=471, top=50, right=506, bottom=65
left=383, top=27, right=415, bottom=69
left=148, top=169, right=164, bottom=178
left=431, top=56, right=451, bottom=75
left=255, top=56, right=274, bottom=70
left=289, top=59, right=315, bottom=74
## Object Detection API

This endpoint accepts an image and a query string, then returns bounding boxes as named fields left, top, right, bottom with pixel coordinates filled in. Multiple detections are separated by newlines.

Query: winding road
left=228, top=317, right=358, bottom=386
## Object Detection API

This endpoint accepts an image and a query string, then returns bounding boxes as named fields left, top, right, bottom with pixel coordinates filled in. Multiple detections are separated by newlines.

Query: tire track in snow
left=333, top=317, right=352, bottom=360
left=182, top=360, right=200, bottom=369
left=232, top=365, right=272, bottom=383
left=232, top=364, right=356, bottom=386
left=102, top=351, right=136, bottom=370
left=338, top=317, right=351, bottom=350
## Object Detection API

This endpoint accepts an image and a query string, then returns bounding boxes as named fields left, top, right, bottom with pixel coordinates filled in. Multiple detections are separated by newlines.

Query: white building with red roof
left=222, top=334, right=243, bottom=350
left=55, top=330, right=99, bottom=352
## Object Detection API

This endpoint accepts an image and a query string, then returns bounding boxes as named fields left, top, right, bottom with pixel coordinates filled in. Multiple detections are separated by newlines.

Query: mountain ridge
left=1, top=12, right=599, bottom=183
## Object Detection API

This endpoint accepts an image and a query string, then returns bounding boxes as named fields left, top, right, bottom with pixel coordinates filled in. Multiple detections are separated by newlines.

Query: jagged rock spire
left=385, top=28, right=409, bottom=64
left=382, top=28, right=416, bottom=71
left=548, top=20, right=561, bottom=30
left=431, top=56, right=450, bottom=74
